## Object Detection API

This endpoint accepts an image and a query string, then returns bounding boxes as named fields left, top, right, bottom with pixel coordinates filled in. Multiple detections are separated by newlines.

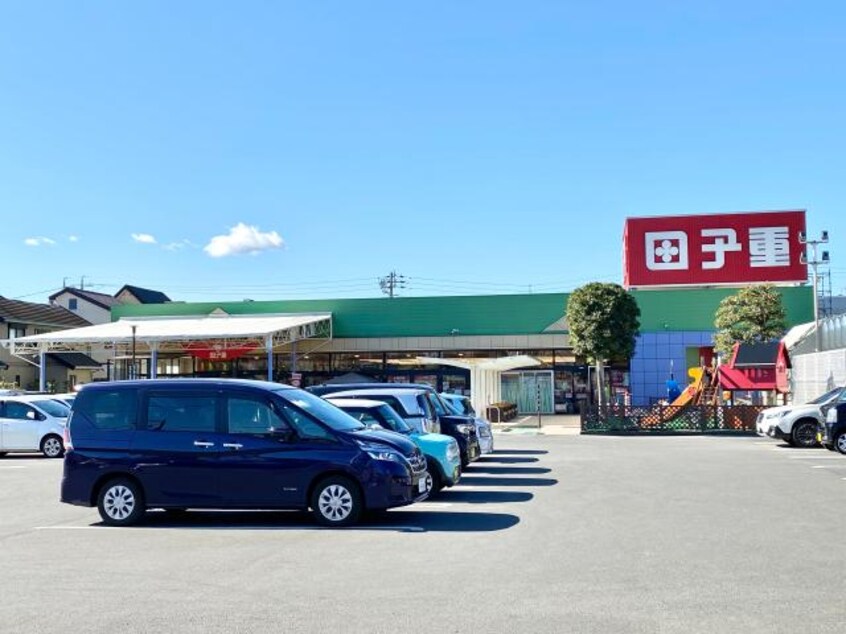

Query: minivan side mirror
left=269, top=427, right=297, bottom=443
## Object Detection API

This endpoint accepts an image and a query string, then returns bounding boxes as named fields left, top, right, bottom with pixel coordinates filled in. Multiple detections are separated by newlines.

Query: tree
left=566, top=283, right=641, bottom=407
left=713, top=285, right=787, bottom=358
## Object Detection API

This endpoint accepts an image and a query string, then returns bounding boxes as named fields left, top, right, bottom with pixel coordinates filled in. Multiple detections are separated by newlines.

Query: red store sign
left=623, top=210, right=808, bottom=288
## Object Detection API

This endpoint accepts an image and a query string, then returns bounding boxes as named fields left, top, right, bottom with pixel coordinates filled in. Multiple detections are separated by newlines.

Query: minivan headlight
left=367, top=449, right=405, bottom=463
left=446, top=441, right=459, bottom=460
left=456, top=424, right=473, bottom=435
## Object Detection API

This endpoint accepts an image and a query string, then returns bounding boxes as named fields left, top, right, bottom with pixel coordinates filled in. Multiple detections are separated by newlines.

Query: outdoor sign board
left=185, top=342, right=259, bottom=361
left=623, top=210, right=807, bottom=288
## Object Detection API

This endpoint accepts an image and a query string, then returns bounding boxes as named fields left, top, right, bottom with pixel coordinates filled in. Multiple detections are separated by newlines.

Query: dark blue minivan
left=61, top=379, right=428, bottom=527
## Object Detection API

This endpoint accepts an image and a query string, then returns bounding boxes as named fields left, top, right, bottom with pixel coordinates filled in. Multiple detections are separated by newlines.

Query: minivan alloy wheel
left=318, top=484, right=354, bottom=522
left=836, top=432, right=846, bottom=455
left=103, top=485, right=136, bottom=521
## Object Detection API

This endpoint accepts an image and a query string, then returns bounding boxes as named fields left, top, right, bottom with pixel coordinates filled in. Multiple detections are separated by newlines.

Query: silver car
left=441, top=393, right=494, bottom=454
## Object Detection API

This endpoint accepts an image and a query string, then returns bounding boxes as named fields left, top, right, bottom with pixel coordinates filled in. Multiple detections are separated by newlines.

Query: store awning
left=416, top=355, right=541, bottom=372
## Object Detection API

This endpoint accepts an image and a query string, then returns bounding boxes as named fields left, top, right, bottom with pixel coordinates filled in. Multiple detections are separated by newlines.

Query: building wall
left=790, top=350, right=846, bottom=404
left=50, top=291, right=111, bottom=325
left=630, top=331, right=715, bottom=406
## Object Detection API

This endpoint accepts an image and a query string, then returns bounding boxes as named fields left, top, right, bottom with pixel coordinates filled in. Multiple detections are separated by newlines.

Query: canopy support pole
left=150, top=344, right=159, bottom=379
left=266, top=335, right=274, bottom=381
left=39, top=345, right=47, bottom=392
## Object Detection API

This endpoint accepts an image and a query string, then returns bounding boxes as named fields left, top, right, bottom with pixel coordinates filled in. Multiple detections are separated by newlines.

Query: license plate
left=418, top=477, right=427, bottom=493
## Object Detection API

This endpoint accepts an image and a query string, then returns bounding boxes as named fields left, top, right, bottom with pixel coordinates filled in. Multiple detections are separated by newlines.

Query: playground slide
left=670, top=368, right=705, bottom=407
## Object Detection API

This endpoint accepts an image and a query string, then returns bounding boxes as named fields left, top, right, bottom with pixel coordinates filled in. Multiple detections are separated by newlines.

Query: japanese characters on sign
left=623, top=210, right=807, bottom=288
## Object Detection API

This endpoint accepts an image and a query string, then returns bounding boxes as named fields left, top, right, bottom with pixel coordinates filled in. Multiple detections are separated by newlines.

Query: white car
left=0, top=395, right=70, bottom=458
left=755, top=387, right=845, bottom=448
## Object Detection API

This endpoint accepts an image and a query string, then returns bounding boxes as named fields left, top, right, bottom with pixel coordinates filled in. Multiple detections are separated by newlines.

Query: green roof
left=111, top=286, right=814, bottom=338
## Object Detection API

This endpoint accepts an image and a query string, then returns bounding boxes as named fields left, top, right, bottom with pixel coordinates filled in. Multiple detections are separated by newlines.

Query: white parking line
left=811, top=464, right=846, bottom=469
left=413, top=502, right=453, bottom=509
left=0, top=466, right=26, bottom=470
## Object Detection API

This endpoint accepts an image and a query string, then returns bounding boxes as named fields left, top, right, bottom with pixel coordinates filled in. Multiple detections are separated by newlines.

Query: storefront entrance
left=501, top=371, right=555, bottom=414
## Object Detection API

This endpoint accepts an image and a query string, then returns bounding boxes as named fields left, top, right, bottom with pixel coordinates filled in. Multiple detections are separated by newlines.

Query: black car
left=822, top=400, right=846, bottom=455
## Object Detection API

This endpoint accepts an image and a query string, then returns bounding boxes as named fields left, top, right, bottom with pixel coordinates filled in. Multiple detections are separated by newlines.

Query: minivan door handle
left=222, top=443, right=243, bottom=450
left=193, top=441, right=215, bottom=448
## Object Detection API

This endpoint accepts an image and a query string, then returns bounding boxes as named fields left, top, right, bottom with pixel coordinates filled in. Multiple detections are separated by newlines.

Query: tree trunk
left=595, top=359, right=605, bottom=408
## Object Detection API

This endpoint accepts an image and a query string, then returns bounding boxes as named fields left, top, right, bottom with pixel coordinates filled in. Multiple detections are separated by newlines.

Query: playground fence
left=581, top=404, right=765, bottom=434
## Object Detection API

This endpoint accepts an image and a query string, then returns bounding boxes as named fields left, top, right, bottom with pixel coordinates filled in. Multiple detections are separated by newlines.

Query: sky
left=1, top=1, right=844, bottom=304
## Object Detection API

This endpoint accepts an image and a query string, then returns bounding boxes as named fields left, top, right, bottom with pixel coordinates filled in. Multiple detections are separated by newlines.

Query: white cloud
left=23, top=236, right=56, bottom=247
left=163, top=239, right=198, bottom=252
left=68, top=235, right=79, bottom=242
left=204, top=223, right=284, bottom=258
left=131, top=233, right=157, bottom=244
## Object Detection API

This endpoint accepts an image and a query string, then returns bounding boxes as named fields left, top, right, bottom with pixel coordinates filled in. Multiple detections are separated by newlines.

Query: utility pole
left=379, top=271, right=406, bottom=298
left=799, top=230, right=830, bottom=352
left=79, top=275, right=87, bottom=291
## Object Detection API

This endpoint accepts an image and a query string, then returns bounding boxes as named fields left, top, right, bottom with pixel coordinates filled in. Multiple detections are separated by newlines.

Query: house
left=114, top=285, right=171, bottom=305
left=48, top=288, right=122, bottom=325
left=49, top=285, right=171, bottom=325
left=0, top=296, right=98, bottom=392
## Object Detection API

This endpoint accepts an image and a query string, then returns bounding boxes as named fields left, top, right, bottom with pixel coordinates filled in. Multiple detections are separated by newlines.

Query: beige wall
left=50, top=291, right=111, bottom=325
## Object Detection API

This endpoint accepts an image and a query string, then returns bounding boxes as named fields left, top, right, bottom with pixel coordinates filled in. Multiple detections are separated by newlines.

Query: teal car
left=328, top=397, right=461, bottom=495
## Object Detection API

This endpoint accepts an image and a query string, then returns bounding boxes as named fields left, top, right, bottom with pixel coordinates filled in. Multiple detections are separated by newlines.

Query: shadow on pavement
left=105, top=509, right=520, bottom=533
left=476, top=456, right=539, bottom=464
left=492, top=449, right=548, bottom=456
left=436, top=490, right=534, bottom=504
left=464, top=466, right=551, bottom=475
left=458, top=476, right=558, bottom=487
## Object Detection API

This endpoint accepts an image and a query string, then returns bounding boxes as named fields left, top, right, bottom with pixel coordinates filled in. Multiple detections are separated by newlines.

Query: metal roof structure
left=6, top=313, right=332, bottom=354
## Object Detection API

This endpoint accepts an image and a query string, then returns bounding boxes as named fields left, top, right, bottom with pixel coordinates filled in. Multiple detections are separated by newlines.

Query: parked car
left=61, top=379, right=428, bottom=527
left=320, top=387, right=481, bottom=467
left=822, top=393, right=846, bottom=454
left=51, top=393, right=77, bottom=408
left=755, top=387, right=845, bottom=447
left=440, top=393, right=494, bottom=455
left=0, top=395, right=69, bottom=458
left=328, top=397, right=461, bottom=495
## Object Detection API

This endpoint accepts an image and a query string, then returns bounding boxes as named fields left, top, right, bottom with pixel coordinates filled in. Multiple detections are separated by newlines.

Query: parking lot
left=1, top=433, right=844, bottom=633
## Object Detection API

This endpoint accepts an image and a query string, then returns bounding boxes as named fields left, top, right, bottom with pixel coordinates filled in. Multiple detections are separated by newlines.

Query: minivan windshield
left=30, top=398, right=70, bottom=418
left=277, top=389, right=365, bottom=432
left=809, top=387, right=843, bottom=405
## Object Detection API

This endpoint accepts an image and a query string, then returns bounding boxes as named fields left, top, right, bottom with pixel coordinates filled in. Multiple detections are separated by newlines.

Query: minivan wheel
left=835, top=432, right=846, bottom=456
left=40, top=435, right=64, bottom=458
left=311, top=476, right=362, bottom=527
left=792, top=421, right=819, bottom=448
left=97, top=478, right=145, bottom=527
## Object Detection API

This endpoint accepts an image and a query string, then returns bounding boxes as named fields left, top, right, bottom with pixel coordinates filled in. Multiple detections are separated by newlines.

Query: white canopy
left=6, top=313, right=332, bottom=351
left=418, top=355, right=541, bottom=417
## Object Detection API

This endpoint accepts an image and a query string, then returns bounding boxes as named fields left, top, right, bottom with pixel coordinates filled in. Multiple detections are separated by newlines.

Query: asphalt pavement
left=1, top=434, right=844, bottom=633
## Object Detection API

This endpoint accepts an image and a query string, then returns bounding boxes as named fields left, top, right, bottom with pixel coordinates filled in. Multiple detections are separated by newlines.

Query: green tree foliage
left=566, top=283, right=641, bottom=406
left=713, top=285, right=787, bottom=358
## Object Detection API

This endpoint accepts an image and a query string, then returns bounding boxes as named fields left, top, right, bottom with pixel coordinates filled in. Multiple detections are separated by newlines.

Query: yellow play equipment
left=670, top=366, right=720, bottom=407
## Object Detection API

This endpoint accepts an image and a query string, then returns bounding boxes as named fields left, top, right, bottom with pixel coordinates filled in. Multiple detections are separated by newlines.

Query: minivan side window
left=227, top=396, right=289, bottom=435
left=276, top=401, right=335, bottom=442
left=146, top=393, right=217, bottom=433
left=73, top=390, right=137, bottom=431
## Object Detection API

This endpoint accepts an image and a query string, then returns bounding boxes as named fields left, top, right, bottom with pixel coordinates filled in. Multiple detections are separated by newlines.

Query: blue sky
left=1, top=1, right=844, bottom=303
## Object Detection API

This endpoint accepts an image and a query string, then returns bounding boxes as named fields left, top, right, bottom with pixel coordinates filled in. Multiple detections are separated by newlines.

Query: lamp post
left=799, top=230, right=830, bottom=352
left=131, top=325, right=137, bottom=380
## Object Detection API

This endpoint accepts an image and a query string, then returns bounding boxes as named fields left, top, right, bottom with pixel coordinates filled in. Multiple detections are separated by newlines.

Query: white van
left=0, top=396, right=69, bottom=458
